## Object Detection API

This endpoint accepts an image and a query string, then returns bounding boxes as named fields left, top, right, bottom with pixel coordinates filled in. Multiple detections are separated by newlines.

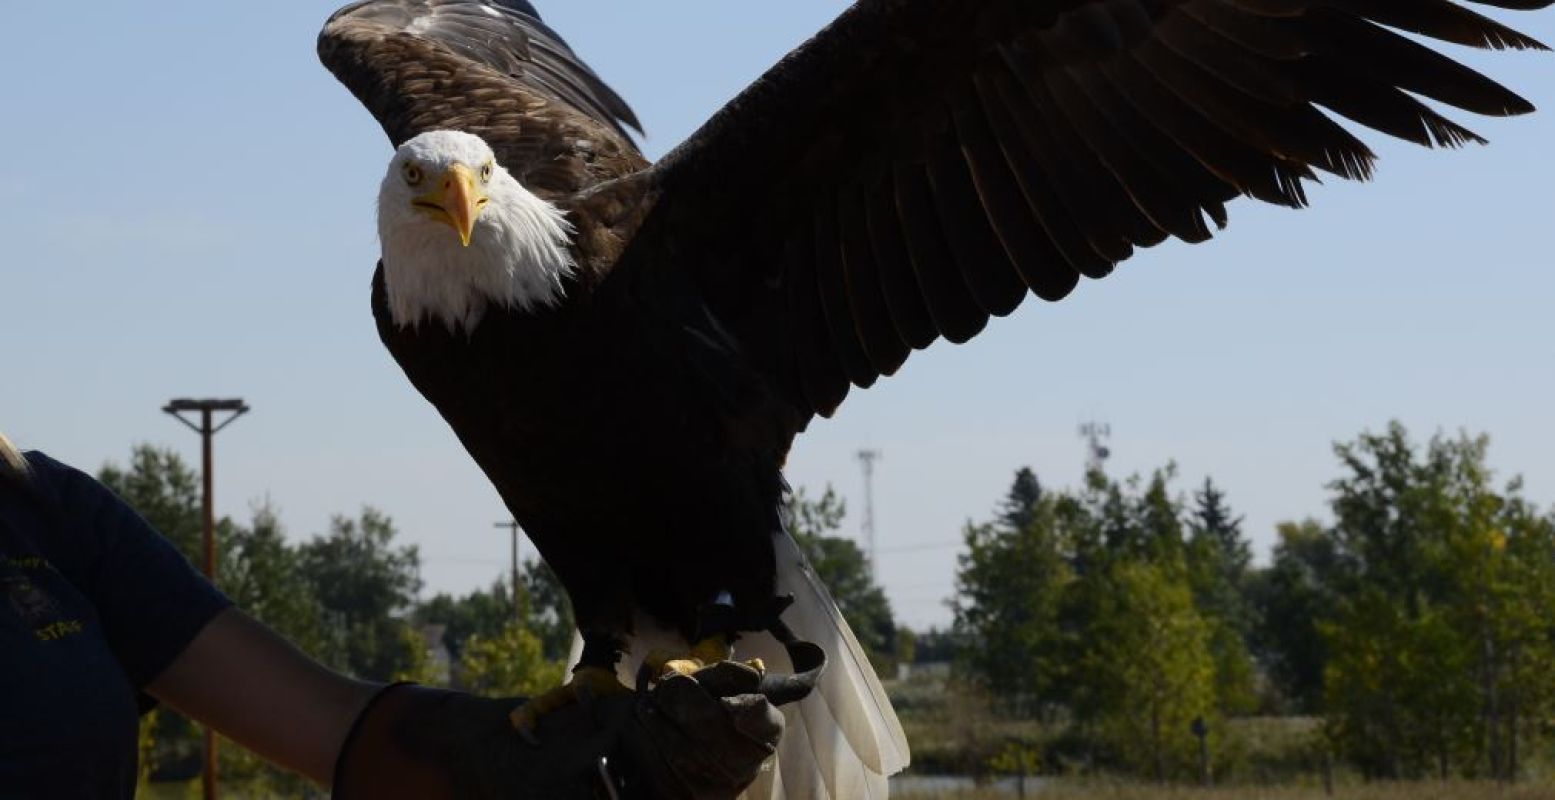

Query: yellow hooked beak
left=413, top=163, right=489, bottom=247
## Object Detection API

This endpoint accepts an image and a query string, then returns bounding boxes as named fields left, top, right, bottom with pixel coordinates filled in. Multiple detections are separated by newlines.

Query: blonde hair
left=0, top=430, right=28, bottom=478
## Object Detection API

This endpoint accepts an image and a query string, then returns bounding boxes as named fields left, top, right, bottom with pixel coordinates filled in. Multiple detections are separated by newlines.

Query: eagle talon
left=645, top=649, right=702, bottom=680
left=509, top=665, right=629, bottom=745
left=662, top=658, right=705, bottom=678
left=645, top=635, right=737, bottom=682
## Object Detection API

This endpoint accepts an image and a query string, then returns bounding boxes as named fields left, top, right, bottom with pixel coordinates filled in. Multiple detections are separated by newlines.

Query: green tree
left=997, top=467, right=1043, bottom=535
left=1076, top=467, right=1188, bottom=566
left=1184, top=479, right=1258, bottom=715
left=1322, top=425, right=1468, bottom=776
left=953, top=488, right=1074, bottom=715
left=1186, top=479, right=1252, bottom=630
left=786, top=486, right=900, bottom=672
left=1075, top=560, right=1216, bottom=782
left=1478, top=500, right=1555, bottom=780
left=99, top=446, right=212, bottom=783
left=459, top=623, right=566, bottom=698
left=1322, top=588, right=1476, bottom=779
left=1134, top=468, right=1188, bottom=565
left=99, top=445, right=203, bottom=560
left=910, top=627, right=962, bottom=664
left=955, top=462, right=1230, bottom=777
left=222, top=502, right=327, bottom=656
left=1319, top=424, right=1555, bottom=779
left=417, top=555, right=580, bottom=670
left=1327, top=423, right=1454, bottom=614
left=298, top=508, right=425, bottom=681
left=1427, top=445, right=1555, bottom=780
left=523, top=558, right=576, bottom=661
left=1247, top=519, right=1346, bottom=713
left=418, top=577, right=521, bottom=662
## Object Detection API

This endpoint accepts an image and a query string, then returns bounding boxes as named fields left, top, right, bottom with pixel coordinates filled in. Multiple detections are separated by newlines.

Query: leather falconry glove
left=332, top=660, right=784, bottom=800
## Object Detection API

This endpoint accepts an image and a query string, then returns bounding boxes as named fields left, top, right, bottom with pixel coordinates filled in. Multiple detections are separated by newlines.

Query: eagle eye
left=402, top=162, right=424, bottom=187
left=480, top=161, right=494, bottom=183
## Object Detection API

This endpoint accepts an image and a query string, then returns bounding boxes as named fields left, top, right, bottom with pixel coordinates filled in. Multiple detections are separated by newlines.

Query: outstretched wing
left=318, top=0, right=644, bottom=197
left=622, top=0, right=1549, bottom=420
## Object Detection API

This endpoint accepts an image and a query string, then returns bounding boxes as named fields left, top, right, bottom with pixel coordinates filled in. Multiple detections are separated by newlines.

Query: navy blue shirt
left=0, top=452, right=231, bottom=799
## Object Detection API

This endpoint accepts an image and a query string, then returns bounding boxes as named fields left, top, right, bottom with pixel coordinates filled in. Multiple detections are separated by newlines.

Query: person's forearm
left=147, top=608, right=380, bottom=785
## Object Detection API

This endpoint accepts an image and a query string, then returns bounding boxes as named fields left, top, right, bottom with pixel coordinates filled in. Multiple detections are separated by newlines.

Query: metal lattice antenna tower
left=1079, top=421, right=1112, bottom=474
left=857, top=449, right=882, bottom=578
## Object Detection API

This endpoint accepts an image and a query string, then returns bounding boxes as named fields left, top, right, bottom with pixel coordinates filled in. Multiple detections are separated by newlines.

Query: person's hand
left=332, top=660, right=784, bottom=799
left=612, top=660, right=785, bottom=798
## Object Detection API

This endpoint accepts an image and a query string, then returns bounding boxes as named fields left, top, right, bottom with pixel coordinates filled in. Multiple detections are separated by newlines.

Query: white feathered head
left=377, top=130, right=575, bottom=333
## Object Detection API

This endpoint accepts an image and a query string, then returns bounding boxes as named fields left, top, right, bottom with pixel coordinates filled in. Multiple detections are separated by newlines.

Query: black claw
left=578, top=631, right=626, bottom=671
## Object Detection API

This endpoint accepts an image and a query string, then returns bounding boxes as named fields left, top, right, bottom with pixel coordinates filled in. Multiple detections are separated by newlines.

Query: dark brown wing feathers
left=895, top=159, right=992, bottom=345
left=838, top=184, right=913, bottom=377
left=865, top=174, right=942, bottom=350
left=631, top=0, right=1548, bottom=418
left=320, top=1, right=1549, bottom=422
left=318, top=0, right=644, bottom=198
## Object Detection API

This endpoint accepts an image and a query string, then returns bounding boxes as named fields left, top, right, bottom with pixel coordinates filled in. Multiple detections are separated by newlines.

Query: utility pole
left=1078, top=421, right=1112, bottom=475
left=496, top=520, right=525, bottom=626
left=163, top=397, right=248, bottom=800
left=856, top=449, right=881, bottom=579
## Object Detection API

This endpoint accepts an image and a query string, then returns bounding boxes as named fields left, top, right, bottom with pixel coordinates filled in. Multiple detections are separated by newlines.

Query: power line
left=876, top=540, right=961, bottom=555
left=882, top=578, right=958, bottom=591
left=421, top=554, right=505, bottom=565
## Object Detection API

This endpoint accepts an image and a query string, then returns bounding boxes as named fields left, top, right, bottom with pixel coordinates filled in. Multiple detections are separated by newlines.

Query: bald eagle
left=320, top=1, right=1548, bottom=795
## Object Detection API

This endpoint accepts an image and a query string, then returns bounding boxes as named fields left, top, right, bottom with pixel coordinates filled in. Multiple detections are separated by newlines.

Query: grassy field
left=897, top=780, right=1555, bottom=799
left=138, top=671, right=1554, bottom=798
left=144, top=777, right=1555, bottom=799
left=143, top=772, right=1555, bottom=799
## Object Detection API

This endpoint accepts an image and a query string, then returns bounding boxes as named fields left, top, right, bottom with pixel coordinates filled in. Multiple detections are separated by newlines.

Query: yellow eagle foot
left=508, top=665, right=629, bottom=745
left=643, top=636, right=766, bottom=681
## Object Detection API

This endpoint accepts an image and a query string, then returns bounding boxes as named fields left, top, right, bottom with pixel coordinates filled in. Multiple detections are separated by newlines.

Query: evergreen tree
left=1187, top=478, right=1252, bottom=625
left=1183, top=479, right=1258, bottom=714
left=953, top=499, right=1073, bottom=714
left=1135, top=468, right=1187, bottom=565
left=997, top=467, right=1043, bottom=534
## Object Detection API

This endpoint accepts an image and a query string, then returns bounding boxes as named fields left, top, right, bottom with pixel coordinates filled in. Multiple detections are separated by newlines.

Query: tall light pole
left=496, top=520, right=525, bottom=626
left=163, top=397, right=248, bottom=800
left=856, top=449, right=881, bottom=579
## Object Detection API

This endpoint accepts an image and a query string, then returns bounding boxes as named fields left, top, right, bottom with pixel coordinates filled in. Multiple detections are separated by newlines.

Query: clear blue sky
left=4, top=2, right=1552, bottom=629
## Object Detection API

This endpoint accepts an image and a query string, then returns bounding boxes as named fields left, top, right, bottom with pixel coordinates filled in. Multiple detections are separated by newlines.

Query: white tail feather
left=567, top=532, right=910, bottom=798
